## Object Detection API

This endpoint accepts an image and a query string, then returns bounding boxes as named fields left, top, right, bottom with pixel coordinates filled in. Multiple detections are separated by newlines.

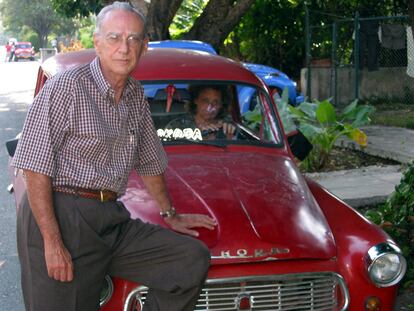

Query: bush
left=365, top=162, right=414, bottom=288
left=285, top=97, right=374, bottom=171
left=79, top=25, right=94, bottom=49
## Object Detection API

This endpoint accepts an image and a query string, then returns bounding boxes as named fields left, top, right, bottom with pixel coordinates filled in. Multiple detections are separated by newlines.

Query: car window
left=16, top=44, right=31, bottom=49
left=239, top=87, right=279, bottom=143
left=146, top=82, right=282, bottom=146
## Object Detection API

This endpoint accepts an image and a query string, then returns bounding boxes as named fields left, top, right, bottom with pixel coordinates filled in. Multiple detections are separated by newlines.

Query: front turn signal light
left=365, top=296, right=381, bottom=310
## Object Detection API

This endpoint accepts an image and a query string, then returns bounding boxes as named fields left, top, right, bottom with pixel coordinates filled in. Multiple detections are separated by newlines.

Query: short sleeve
left=12, top=76, right=72, bottom=177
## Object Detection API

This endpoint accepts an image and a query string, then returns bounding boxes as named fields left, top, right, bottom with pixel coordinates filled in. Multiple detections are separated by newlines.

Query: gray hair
left=95, top=1, right=147, bottom=37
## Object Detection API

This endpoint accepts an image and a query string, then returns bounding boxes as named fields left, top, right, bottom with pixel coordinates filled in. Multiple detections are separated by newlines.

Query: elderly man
left=13, top=2, right=216, bottom=310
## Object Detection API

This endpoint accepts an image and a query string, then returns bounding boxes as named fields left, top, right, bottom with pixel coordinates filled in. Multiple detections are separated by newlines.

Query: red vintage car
left=7, top=48, right=406, bottom=310
left=14, top=42, right=35, bottom=61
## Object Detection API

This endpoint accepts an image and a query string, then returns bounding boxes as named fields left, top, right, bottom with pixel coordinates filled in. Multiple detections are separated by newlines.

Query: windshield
left=16, top=44, right=32, bottom=49
left=143, top=82, right=282, bottom=146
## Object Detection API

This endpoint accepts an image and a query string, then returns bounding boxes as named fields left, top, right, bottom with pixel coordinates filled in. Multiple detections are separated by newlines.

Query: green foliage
left=225, top=0, right=411, bottom=79
left=361, top=100, right=414, bottom=129
left=24, top=33, right=40, bottom=52
left=170, top=0, right=208, bottom=38
left=227, top=0, right=306, bottom=78
left=78, top=17, right=95, bottom=49
left=51, top=0, right=103, bottom=18
left=242, top=104, right=263, bottom=131
left=285, top=96, right=374, bottom=170
left=365, top=162, right=414, bottom=288
left=0, top=0, right=76, bottom=47
left=79, top=28, right=94, bottom=49
left=275, top=88, right=297, bottom=134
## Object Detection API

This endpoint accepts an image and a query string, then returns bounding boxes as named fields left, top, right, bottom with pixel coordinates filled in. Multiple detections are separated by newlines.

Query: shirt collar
left=90, top=57, right=111, bottom=98
left=90, top=57, right=137, bottom=102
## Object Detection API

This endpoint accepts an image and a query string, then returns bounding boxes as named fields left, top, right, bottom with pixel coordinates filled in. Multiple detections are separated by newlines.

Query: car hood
left=122, top=150, right=336, bottom=264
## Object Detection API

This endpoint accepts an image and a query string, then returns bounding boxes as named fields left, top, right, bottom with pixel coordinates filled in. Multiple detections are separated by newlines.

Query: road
left=0, top=59, right=39, bottom=311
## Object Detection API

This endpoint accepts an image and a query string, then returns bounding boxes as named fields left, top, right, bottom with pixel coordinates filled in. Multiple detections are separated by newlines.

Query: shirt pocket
left=68, top=114, right=108, bottom=161
left=122, top=128, right=139, bottom=171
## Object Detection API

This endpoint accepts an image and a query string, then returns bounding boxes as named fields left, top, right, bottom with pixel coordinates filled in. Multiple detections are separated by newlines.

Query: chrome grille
left=124, top=272, right=349, bottom=311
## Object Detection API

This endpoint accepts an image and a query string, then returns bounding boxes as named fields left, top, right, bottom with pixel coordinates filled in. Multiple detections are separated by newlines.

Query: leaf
left=298, top=123, right=323, bottom=141
left=316, top=100, right=336, bottom=124
left=365, top=210, right=383, bottom=224
left=341, top=99, right=359, bottom=117
left=276, top=94, right=297, bottom=134
left=281, top=87, right=289, bottom=104
left=297, top=102, right=317, bottom=119
left=349, top=128, right=368, bottom=146
left=352, top=105, right=375, bottom=128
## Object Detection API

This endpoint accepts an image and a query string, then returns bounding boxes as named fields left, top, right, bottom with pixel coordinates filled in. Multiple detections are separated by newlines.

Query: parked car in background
left=6, top=47, right=406, bottom=310
left=148, top=40, right=304, bottom=106
left=14, top=42, right=35, bottom=61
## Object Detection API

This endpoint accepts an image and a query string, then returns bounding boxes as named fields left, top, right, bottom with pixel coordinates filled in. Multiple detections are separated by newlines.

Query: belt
left=53, top=186, right=118, bottom=202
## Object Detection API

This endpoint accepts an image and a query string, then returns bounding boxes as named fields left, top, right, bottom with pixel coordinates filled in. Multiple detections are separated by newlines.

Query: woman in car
left=166, top=84, right=236, bottom=140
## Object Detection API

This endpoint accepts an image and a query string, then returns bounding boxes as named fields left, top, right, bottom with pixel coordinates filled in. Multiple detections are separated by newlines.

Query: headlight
left=365, top=242, right=407, bottom=287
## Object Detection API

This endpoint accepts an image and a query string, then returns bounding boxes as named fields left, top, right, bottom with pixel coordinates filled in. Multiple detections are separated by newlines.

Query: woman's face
left=194, top=88, right=223, bottom=121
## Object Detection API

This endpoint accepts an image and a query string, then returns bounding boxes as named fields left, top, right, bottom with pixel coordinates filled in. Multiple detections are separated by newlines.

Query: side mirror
left=5, top=138, right=19, bottom=157
left=287, top=130, right=312, bottom=161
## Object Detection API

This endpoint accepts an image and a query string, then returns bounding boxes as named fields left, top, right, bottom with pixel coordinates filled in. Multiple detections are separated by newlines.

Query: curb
left=306, top=165, right=403, bottom=208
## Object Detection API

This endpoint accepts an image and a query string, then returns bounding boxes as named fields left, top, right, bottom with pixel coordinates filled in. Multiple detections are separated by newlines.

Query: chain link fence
left=303, top=10, right=414, bottom=106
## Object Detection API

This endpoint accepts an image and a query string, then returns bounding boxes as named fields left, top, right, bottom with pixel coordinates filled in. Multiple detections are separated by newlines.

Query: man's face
left=94, top=9, right=148, bottom=81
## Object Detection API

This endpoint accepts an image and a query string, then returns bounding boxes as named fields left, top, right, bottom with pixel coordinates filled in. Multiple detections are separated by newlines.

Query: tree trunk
left=36, top=33, right=47, bottom=49
left=146, top=0, right=183, bottom=40
left=181, top=0, right=254, bottom=50
left=128, top=0, right=183, bottom=40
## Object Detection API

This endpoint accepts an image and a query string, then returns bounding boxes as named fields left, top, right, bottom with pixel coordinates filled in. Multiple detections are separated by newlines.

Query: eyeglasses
left=99, top=32, right=144, bottom=47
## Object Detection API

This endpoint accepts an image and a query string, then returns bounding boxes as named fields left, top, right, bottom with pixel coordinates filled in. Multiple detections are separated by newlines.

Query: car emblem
left=235, top=292, right=252, bottom=310
left=211, top=247, right=290, bottom=260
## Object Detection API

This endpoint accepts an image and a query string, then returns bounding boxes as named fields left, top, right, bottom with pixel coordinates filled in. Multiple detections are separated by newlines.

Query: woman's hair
left=187, top=84, right=229, bottom=119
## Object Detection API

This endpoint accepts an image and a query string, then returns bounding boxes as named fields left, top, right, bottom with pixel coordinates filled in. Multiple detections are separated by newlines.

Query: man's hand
left=164, top=214, right=217, bottom=237
left=24, top=170, right=73, bottom=283
left=44, top=237, right=73, bottom=282
left=140, top=175, right=217, bottom=236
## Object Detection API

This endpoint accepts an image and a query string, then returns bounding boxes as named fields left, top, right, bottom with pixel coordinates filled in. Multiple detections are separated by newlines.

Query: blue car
left=148, top=40, right=304, bottom=106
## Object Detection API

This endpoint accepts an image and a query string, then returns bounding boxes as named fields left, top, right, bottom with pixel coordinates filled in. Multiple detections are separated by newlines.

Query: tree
left=0, top=0, right=76, bottom=48
left=145, top=0, right=183, bottom=40
left=50, top=0, right=254, bottom=49
left=180, top=0, right=255, bottom=49
left=169, top=0, right=208, bottom=37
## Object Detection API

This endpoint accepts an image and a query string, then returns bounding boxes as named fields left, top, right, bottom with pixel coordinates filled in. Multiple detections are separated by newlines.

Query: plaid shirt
left=13, top=57, right=167, bottom=195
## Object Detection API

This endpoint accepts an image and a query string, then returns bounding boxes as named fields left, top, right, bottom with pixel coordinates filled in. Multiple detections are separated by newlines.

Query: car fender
left=306, top=177, right=399, bottom=310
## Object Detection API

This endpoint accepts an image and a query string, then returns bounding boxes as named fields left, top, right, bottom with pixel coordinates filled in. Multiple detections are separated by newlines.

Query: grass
left=368, top=102, right=414, bottom=129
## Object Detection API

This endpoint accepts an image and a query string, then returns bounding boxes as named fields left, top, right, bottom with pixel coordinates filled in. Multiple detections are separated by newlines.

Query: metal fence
left=304, top=9, right=414, bottom=106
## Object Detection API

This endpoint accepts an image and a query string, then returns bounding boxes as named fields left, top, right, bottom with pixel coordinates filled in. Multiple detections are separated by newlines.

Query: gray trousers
left=17, top=192, right=210, bottom=311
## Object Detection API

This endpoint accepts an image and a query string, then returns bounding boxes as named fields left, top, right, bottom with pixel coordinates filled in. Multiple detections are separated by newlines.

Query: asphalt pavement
left=0, top=60, right=38, bottom=311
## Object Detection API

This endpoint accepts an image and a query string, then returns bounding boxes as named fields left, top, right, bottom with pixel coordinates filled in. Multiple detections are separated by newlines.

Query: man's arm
left=24, top=170, right=73, bottom=282
left=141, top=174, right=216, bottom=237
